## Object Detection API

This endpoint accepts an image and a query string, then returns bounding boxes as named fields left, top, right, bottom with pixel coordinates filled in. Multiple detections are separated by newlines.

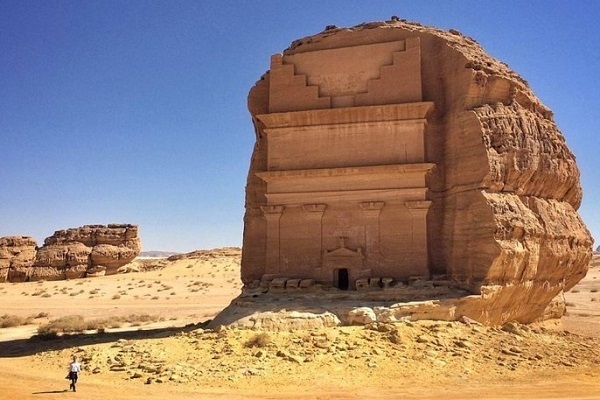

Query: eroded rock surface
left=241, top=20, right=593, bottom=325
left=0, top=224, right=141, bottom=282
left=0, top=236, right=37, bottom=282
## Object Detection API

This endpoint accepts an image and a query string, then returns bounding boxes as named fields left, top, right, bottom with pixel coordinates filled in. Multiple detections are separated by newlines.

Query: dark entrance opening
left=337, top=268, right=349, bottom=291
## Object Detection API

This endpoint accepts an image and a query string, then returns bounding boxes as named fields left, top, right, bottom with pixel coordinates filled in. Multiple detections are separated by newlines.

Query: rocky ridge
left=0, top=224, right=141, bottom=282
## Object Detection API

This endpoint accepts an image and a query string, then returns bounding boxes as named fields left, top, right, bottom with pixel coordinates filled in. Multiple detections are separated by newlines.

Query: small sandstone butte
left=241, top=20, right=593, bottom=325
left=0, top=236, right=37, bottom=282
left=0, top=224, right=141, bottom=282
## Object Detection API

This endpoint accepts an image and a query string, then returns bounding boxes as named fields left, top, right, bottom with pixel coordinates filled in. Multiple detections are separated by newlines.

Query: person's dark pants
left=69, top=372, right=78, bottom=391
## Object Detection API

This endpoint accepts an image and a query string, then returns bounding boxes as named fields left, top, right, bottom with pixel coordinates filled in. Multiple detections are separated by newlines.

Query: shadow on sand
left=0, top=322, right=208, bottom=358
left=32, top=389, right=69, bottom=394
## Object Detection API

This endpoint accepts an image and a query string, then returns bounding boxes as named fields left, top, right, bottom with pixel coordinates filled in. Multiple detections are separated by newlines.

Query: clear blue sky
left=1, top=1, right=598, bottom=252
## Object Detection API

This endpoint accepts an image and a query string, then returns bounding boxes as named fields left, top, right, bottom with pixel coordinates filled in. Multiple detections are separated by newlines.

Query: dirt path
left=1, top=356, right=599, bottom=400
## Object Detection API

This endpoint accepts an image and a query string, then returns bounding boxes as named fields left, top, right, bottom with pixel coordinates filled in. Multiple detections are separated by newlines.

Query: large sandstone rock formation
left=0, top=224, right=141, bottom=282
left=241, top=20, right=593, bottom=325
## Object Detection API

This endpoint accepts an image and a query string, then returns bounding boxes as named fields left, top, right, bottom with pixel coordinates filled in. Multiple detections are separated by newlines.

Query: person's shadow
left=32, top=389, right=69, bottom=394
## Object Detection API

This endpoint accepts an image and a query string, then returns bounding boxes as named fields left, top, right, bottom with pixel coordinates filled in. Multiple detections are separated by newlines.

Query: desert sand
left=1, top=249, right=600, bottom=399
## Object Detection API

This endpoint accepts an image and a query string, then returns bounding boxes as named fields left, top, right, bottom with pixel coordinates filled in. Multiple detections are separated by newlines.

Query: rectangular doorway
left=335, top=268, right=349, bottom=290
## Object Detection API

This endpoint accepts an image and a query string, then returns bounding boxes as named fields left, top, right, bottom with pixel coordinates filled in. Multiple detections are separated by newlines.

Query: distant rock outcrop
left=138, top=251, right=181, bottom=258
left=0, top=236, right=37, bottom=282
left=0, top=224, right=141, bottom=282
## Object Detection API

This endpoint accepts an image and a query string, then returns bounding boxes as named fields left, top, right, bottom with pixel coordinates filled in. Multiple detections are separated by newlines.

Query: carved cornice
left=256, top=102, right=434, bottom=129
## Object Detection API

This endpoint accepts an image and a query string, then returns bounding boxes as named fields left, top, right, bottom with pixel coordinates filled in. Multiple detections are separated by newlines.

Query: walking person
left=67, top=356, right=81, bottom=392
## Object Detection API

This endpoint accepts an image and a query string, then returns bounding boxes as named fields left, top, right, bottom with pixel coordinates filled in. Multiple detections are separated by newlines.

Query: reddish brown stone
left=241, top=21, right=593, bottom=325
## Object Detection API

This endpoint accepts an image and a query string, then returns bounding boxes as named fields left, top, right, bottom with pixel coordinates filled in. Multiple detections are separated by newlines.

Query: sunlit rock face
left=241, top=20, right=593, bottom=324
left=0, top=236, right=37, bottom=282
left=0, top=224, right=141, bottom=282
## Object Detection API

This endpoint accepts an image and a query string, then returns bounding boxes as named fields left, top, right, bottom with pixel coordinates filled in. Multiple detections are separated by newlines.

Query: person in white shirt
left=67, top=356, right=81, bottom=392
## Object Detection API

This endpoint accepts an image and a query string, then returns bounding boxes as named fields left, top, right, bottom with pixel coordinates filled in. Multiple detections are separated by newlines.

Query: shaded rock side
left=0, top=236, right=37, bottom=282
left=19, top=224, right=140, bottom=281
left=242, top=20, right=593, bottom=325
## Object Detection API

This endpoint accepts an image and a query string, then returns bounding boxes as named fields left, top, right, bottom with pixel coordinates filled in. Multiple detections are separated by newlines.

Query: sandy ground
left=1, top=250, right=600, bottom=399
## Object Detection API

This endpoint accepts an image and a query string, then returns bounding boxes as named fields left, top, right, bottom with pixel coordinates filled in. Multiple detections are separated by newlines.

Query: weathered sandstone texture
left=241, top=20, right=593, bottom=325
left=0, top=236, right=37, bottom=282
left=0, top=224, right=141, bottom=282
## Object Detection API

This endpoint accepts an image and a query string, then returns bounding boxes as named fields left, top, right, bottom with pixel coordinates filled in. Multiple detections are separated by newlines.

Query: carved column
left=303, top=204, right=327, bottom=278
left=405, top=200, right=432, bottom=276
left=359, top=201, right=385, bottom=258
left=261, top=205, right=285, bottom=275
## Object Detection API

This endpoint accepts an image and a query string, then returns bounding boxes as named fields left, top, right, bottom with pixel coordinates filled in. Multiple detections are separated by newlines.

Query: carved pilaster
left=302, top=204, right=327, bottom=270
left=302, top=204, right=327, bottom=214
left=261, top=205, right=285, bottom=274
left=360, top=201, right=385, bottom=257
left=405, top=200, right=432, bottom=275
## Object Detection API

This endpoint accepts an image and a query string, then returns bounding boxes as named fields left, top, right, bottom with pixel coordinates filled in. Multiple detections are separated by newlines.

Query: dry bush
left=38, top=315, right=87, bottom=337
left=37, top=313, right=163, bottom=338
left=0, top=314, right=27, bottom=328
left=112, top=294, right=121, bottom=300
left=591, top=289, right=598, bottom=293
left=244, top=332, right=272, bottom=348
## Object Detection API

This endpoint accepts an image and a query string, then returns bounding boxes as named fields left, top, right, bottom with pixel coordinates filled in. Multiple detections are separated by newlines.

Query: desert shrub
left=85, top=318, right=122, bottom=330
left=565, top=302, right=576, bottom=307
left=151, top=296, right=159, bottom=300
left=112, top=294, right=121, bottom=300
left=123, top=313, right=155, bottom=324
left=36, top=313, right=164, bottom=337
left=38, top=315, right=87, bottom=336
left=571, top=289, right=580, bottom=293
left=244, top=332, right=272, bottom=348
left=0, top=314, right=27, bottom=328
left=34, top=312, right=50, bottom=319
left=591, top=288, right=598, bottom=293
